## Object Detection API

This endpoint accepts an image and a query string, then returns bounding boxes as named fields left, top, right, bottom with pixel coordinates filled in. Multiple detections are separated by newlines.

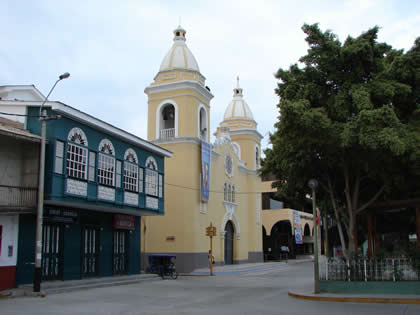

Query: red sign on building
left=113, top=214, right=135, bottom=230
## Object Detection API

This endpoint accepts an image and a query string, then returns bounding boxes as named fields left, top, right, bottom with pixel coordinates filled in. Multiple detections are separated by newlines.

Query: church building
left=142, top=26, right=263, bottom=272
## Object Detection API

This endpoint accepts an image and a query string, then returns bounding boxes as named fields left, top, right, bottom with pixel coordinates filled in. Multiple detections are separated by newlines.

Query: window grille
left=98, top=153, right=115, bottom=186
left=66, top=143, right=88, bottom=179
left=124, top=161, right=138, bottom=192
left=145, top=169, right=158, bottom=196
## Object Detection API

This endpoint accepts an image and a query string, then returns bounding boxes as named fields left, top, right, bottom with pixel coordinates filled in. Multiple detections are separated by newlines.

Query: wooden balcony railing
left=0, top=185, right=37, bottom=208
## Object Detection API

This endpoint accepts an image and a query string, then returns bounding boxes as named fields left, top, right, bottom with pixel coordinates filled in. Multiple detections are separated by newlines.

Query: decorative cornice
left=44, top=199, right=162, bottom=217
left=0, top=100, right=172, bottom=158
left=229, top=128, right=263, bottom=140
left=145, top=80, right=214, bottom=101
left=152, top=136, right=202, bottom=146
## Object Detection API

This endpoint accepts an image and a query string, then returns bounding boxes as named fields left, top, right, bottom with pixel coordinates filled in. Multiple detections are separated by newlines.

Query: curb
left=288, top=291, right=420, bottom=305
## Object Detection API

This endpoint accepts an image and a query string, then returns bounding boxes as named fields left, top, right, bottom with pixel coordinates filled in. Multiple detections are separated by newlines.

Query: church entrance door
left=224, top=221, right=234, bottom=265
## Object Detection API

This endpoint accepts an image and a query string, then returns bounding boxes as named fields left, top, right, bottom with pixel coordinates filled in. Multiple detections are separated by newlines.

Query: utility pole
left=34, top=72, right=70, bottom=292
left=308, top=179, right=320, bottom=294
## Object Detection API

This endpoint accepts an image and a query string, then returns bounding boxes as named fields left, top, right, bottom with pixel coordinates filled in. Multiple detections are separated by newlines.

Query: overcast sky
left=1, top=0, right=419, bottom=150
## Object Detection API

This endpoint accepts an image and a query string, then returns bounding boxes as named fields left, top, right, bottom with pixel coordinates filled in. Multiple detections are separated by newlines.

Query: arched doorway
left=270, top=220, right=295, bottom=259
left=224, top=221, right=234, bottom=265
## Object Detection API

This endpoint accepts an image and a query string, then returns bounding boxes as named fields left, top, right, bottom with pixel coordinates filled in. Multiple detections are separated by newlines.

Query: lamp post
left=34, top=72, right=70, bottom=292
left=308, top=178, right=320, bottom=294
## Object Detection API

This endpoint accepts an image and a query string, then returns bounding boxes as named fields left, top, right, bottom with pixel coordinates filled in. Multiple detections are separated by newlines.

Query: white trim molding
left=156, top=99, right=179, bottom=140
left=197, top=104, right=209, bottom=142
left=221, top=202, right=240, bottom=239
left=144, top=80, right=214, bottom=102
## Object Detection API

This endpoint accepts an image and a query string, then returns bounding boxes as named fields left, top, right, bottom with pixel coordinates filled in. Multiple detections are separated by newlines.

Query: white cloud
left=1, top=0, right=418, bottom=146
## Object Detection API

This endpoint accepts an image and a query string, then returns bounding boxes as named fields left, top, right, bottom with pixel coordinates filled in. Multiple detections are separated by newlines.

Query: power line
left=165, top=181, right=263, bottom=195
left=0, top=111, right=40, bottom=118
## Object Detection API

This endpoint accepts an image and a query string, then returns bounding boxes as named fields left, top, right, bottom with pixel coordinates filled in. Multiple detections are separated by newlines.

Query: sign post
left=205, top=222, right=216, bottom=276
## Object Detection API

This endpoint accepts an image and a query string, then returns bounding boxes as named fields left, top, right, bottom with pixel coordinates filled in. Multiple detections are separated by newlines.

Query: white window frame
left=124, top=161, right=138, bottom=192
left=66, top=142, right=88, bottom=180
left=54, top=140, right=64, bottom=174
left=98, top=139, right=115, bottom=187
left=145, top=156, right=158, bottom=197
left=88, top=151, right=96, bottom=181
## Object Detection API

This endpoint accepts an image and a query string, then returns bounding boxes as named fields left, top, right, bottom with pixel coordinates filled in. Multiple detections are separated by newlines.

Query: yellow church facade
left=141, top=26, right=263, bottom=272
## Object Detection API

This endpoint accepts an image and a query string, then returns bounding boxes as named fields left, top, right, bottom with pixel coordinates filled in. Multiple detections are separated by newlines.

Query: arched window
left=145, top=156, right=158, bottom=196
left=160, top=104, right=175, bottom=140
left=66, top=127, right=88, bottom=179
left=124, top=148, right=138, bottom=192
left=98, top=139, right=115, bottom=186
left=255, top=146, right=260, bottom=169
left=232, top=185, right=235, bottom=203
left=198, top=105, right=208, bottom=140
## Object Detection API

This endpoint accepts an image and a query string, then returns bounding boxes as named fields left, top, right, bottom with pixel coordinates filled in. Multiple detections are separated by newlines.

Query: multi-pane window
left=124, top=149, right=138, bottom=192
left=66, top=127, right=88, bottom=180
left=224, top=183, right=235, bottom=202
left=66, top=143, right=88, bottom=179
left=145, top=156, right=158, bottom=196
left=145, top=169, right=158, bottom=196
left=98, top=153, right=115, bottom=186
left=124, top=162, right=138, bottom=192
left=232, top=185, right=235, bottom=203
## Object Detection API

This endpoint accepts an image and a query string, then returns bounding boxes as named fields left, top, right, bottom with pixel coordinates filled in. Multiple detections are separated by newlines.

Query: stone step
left=19, top=274, right=161, bottom=296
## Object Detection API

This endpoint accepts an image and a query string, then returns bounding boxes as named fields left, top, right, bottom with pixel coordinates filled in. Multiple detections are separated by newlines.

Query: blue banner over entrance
left=201, top=141, right=211, bottom=201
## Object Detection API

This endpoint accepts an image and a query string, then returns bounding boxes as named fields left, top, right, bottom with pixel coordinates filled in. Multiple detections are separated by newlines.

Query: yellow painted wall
left=262, top=208, right=313, bottom=237
left=147, top=89, right=210, bottom=141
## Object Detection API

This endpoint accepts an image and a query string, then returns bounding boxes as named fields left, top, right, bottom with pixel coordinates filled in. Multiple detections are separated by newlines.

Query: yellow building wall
left=231, top=133, right=260, bottom=170
left=147, top=89, right=210, bottom=141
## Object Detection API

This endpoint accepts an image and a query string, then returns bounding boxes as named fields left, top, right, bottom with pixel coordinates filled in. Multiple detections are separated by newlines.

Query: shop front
left=16, top=209, right=140, bottom=285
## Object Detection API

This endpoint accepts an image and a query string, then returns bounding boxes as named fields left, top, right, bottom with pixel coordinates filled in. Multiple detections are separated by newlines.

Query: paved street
left=1, top=262, right=420, bottom=315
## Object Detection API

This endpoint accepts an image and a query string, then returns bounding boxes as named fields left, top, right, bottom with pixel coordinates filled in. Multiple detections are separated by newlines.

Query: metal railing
left=321, top=257, right=420, bottom=281
left=0, top=185, right=37, bottom=208
left=160, top=128, right=175, bottom=140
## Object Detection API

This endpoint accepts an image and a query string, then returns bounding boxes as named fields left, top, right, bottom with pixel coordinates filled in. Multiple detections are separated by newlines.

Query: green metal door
left=113, top=230, right=128, bottom=275
left=81, top=226, right=100, bottom=278
left=41, top=223, right=63, bottom=280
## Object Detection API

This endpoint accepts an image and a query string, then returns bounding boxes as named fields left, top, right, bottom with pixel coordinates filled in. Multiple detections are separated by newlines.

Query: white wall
left=0, top=215, right=19, bottom=267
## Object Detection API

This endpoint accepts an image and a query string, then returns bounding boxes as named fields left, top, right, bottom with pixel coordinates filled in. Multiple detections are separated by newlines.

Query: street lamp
left=34, top=72, right=70, bottom=292
left=308, top=178, right=320, bottom=294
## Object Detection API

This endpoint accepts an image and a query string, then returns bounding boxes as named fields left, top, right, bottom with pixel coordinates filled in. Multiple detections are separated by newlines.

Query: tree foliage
left=262, top=24, right=420, bottom=260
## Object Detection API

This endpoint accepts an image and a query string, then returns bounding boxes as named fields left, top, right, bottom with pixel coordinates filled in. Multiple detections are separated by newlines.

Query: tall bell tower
left=145, top=25, right=213, bottom=143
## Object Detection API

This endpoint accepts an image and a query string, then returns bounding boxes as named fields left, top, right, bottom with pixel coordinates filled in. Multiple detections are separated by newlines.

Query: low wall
left=320, top=280, right=420, bottom=295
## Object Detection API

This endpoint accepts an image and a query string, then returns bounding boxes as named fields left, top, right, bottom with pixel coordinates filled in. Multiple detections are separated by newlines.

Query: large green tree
left=262, top=24, right=420, bottom=261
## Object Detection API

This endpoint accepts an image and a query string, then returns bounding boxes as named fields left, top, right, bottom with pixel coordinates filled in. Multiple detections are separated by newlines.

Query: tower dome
left=223, top=77, right=254, bottom=122
left=159, top=26, right=200, bottom=72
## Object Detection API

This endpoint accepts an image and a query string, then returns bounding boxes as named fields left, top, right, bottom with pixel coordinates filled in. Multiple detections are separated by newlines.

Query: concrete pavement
left=2, top=257, right=420, bottom=306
